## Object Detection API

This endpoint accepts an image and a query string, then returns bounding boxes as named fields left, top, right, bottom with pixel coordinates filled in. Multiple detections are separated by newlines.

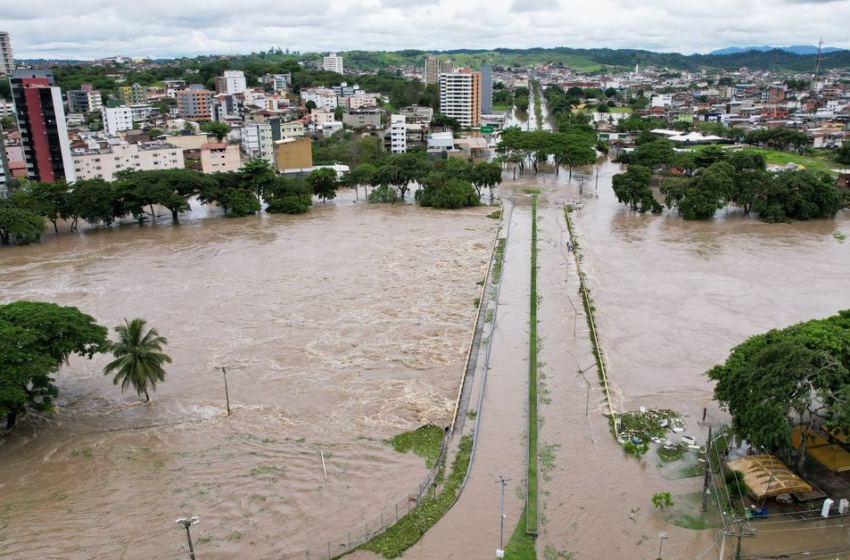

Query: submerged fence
left=262, top=432, right=450, bottom=560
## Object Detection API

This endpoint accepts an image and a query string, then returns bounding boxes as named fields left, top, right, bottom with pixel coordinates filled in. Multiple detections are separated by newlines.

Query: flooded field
left=0, top=193, right=495, bottom=558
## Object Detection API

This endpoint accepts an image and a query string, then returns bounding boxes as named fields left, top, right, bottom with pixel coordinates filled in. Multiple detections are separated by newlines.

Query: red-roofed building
left=200, top=142, right=241, bottom=174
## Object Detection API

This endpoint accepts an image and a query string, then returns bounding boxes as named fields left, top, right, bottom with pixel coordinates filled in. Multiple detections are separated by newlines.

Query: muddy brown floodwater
left=0, top=192, right=495, bottom=559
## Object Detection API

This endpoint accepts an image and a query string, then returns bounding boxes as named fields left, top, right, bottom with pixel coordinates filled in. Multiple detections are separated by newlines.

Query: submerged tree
left=103, top=318, right=172, bottom=402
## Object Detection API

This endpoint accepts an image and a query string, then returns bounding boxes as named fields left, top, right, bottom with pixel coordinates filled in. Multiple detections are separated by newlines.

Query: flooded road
left=0, top=192, right=496, bottom=558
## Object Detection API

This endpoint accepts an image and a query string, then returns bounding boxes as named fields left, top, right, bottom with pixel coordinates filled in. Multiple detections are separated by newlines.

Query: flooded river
left=0, top=192, right=495, bottom=558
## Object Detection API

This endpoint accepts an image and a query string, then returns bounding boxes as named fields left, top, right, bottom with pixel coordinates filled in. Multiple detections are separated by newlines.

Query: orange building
left=175, top=88, right=213, bottom=122
left=438, top=67, right=481, bottom=128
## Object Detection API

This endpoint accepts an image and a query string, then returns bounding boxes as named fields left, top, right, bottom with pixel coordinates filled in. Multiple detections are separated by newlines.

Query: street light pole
left=215, top=366, right=231, bottom=416
left=495, top=476, right=511, bottom=553
left=176, top=516, right=199, bottom=560
left=658, top=532, right=667, bottom=559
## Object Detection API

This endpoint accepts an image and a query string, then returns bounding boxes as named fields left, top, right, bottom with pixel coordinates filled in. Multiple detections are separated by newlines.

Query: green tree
left=677, top=162, right=735, bottom=220
left=70, top=178, right=123, bottom=227
left=707, top=310, right=850, bottom=471
left=200, top=121, right=231, bottom=142
left=199, top=172, right=261, bottom=217
left=0, top=204, right=46, bottom=245
left=471, top=161, right=503, bottom=200
left=731, top=168, right=770, bottom=215
left=11, top=180, right=70, bottom=233
left=836, top=140, right=850, bottom=166
left=373, top=153, right=431, bottom=200
left=305, top=100, right=317, bottom=111
left=264, top=177, right=313, bottom=214
left=612, top=165, right=660, bottom=213
left=103, top=318, right=171, bottom=402
left=240, top=159, right=276, bottom=201
left=307, top=168, right=338, bottom=202
left=348, top=163, right=378, bottom=200
left=0, top=302, right=107, bottom=429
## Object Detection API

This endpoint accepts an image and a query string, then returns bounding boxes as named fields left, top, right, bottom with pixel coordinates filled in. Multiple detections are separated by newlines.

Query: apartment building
left=340, top=93, right=378, bottom=109
left=0, top=32, right=13, bottom=77
left=424, top=56, right=438, bottom=85
left=323, top=53, right=343, bottom=74
left=119, top=83, right=148, bottom=104
left=439, top=68, right=482, bottom=128
left=68, top=89, right=103, bottom=114
left=301, top=87, right=338, bottom=110
left=480, top=63, right=493, bottom=114
left=389, top=115, right=407, bottom=154
left=241, top=122, right=274, bottom=164
left=200, top=143, right=241, bottom=174
left=11, top=70, right=76, bottom=183
left=343, top=108, right=382, bottom=129
left=102, top=106, right=133, bottom=136
left=176, top=87, right=214, bottom=121
left=274, top=137, right=313, bottom=171
left=215, top=70, right=247, bottom=94
left=72, top=140, right=184, bottom=180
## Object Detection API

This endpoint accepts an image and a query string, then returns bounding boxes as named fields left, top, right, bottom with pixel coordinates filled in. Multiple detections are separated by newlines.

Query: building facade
left=424, top=56, right=438, bottom=85
left=440, top=59, right=453, bottom=75
left=215, top=70, right=247, bottom=95
left=72, top=140, right=183, bottom=181
left=241, top=122, right=274, bottom=164
left=389, top=114, right=407, bottom=154
left=342, top=108, right=381, bottom=129
left=68, top=89, right=103, bottom=114
left=439, top=68, right=482, bottom=128
left=323, top=53, right=344, bottom=74
left=0, top=32, right=13, bottom=77
left=11, top=70, right=75, bottom=183
left=301, top=87, right=338, bottom=110
left=102, top=106, right=133, bottom=136
left=200, top=143, right=241, bottom=174
left=176, top=87, right=214, bottom=121
left=119, top=83, right=148, bottom=104
left=480, top=63, right=493, bottom=114
left=273, top=137, right=312, bottom=171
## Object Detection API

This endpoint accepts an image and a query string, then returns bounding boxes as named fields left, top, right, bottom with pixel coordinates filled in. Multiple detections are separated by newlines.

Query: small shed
left=727, top=455, right=812, bottom=499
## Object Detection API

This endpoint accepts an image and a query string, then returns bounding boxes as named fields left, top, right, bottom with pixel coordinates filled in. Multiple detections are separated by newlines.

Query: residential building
left=400, top=105, right=434, bottom=124
left=424, top=56, right=438, bottom=85
left=0, top=134, right=9, bottom=197
left=214, top=94, right=245, bottom=121
left=241, top=122, right=274, bottom=164
left=342, top=108, right=382, bottom=129
left=323, top=53, right=344, bottom=74
left=480, top=63, right=493, bottom=114
left=119, top=83, right=148, bottom=104
left=215, top=70, right=247, bottom=95
left=72, top=139, right=183, bottom=180
left=67, top=89, right=103, bottom=114
left=261, top=73, right=291, bottom=93
left=273, top=137, right=312, bottom=171
left=175, top=87, right=214, bottom=121
left=11, top=70, right=75, bottom=183
left=0, top=32, right=13, bottom=77
left=440, top=59, right=453, bottom=75
left=389, top=114, right=407, bottom=153
left=129, top=104, right=154, bottom=123
left=301, top=87, right=338, bottom=110
left=340, top=93, right=378, bottom=109
left=277, top=121, right=305, bottom=140
left=439, top=68, right=482, bottom=128
left=102, top=106, right=134, bottom=136
left=200, top=143, right=241, bottom=174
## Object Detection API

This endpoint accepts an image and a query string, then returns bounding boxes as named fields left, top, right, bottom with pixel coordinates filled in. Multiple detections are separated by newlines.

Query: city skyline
left=4, top=0, right=850, bottom=60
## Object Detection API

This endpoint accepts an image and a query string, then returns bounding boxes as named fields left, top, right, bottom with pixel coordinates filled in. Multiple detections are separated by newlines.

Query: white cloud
left=4, top=0, right=849, bottom=59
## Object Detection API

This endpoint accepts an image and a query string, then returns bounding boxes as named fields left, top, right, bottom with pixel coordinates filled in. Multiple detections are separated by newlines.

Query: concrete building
left=302, top=87, right=338, bottom=110
left=440, top=59, right=453, bottom=75
left=0, top=134, right=9, bottom=196
left=102, top=106, right=134, bottom=136
left=480, top=63, right=493, bottom=114
left=389, top=114, right=407, bottom=154
left=11, top=70, right=75, bottom=183
left=162, top=133, right=211, bottom=151
left=340, top=93, right=378, bottom=109
left=424, top=56, right=438, bottom=86
left=439, top=68, right=482, bottom=128
left=323, top=53, right=344, bottom=74
left=273, top=137, right=312, bottom=171
left=215, top=70, right=247, bottom=95
left=119, top=83, right=148, bottom=104
left=0, top=32, right=13, bottom=77
left=72, top=140, right=183, bottom=181
left=68, top=89, right=103, bottom=114
left=277, top=121, right=305, bottom=140
left=176, top=87, right=214, bottom=121
left=342, top=108, right=382, bottom=129
left=261, top=73, right=291, bottom=93
left=200, top=143, right=241, bottom=174
left=241, top=122, right=274, bottom=164
left=400, top=105, right=434, bottom=123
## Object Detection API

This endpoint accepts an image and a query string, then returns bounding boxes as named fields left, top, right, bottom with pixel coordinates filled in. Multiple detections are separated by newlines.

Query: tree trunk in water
left=149, top=204, right=156, bottom=219
left=52, top=220, right=59, bottom=233
left=144, top=389, right=150, bottom=402
left=6, top=412, right=17, bottom=430
left=171, top=208, right=180, bottom=222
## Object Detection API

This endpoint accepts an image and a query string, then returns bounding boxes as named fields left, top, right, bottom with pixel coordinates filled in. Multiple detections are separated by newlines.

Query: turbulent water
left=0, top=192, right=495, bottom=558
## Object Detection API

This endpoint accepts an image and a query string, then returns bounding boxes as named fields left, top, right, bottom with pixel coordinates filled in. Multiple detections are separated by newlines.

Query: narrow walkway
left=406, top=197, right=534, bottom=558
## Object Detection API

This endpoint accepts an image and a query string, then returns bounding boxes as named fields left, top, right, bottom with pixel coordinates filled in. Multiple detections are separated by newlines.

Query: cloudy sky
left=4, top=0, right=850, bottom=60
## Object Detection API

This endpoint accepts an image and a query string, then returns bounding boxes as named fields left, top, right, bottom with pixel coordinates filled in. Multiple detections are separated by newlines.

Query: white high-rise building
left=0, top=32, right=13, bottom=77
left=102, top=106, right=134, bottom=136
left=323, top=53, right=344, bottom=74
left=439, top=68, right=482, bottom=129
left=389, top=115, right=407, bottom=154
left=215, top=70, right=247, bottom=95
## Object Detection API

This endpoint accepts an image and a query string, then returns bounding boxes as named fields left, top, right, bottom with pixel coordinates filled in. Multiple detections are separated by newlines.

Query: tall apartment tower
left=11, top=70, right=75, bottom=183
left=424, top=56, right=438, bottom=85
left=323, top=53, right=344, bottom=74
left=439, top=59, right=453, bottom=75
left=0, top=32, right=13, bottom=77
left=215, top=70, right=247, bottom=94
left=480, top=63, right=493, bottom=114
left=438, top=68, right=482, bottom=129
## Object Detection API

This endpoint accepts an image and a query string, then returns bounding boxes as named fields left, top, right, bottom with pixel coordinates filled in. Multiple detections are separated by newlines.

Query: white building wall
left=73, top=142, right=183, bottom=181
left=323, top=53, right=343, bottom=74
left=51, top=87, right=76, bottom=183
left=390, top=114, right=407, bottom=153
left=102, top=106, right=134, bottom=136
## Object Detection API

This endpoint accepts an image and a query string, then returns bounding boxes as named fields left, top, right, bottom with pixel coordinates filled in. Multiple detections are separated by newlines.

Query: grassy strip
left=527, top=196, right=539, bottom=535
left=387, top=425, right=446, bottom=469
left=492, top=238, right=506, bottom=284
left=531, top=80, right=544, bottom=130
left=356, top=435, right=473, bottom=558
left=608, top=107, right=634, bottom=113
left=504, top=508, right=537, bottom=559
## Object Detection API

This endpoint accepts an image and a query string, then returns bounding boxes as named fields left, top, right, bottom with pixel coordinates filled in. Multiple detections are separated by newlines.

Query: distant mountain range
left=709, top=45, right=846, bottom=56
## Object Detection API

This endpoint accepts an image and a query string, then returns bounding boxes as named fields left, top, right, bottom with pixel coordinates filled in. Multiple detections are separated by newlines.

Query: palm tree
left=104, top=318, right=172, bottom=402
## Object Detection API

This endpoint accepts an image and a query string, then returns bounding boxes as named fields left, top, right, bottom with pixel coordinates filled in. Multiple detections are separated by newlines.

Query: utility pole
left=215, top=366, right=231, bottom=416
left=495, top=476, right=511, bottom=557
left=176, top=516, right=199, bottom=560
left=595, top=166, right=599, bottom=192
left=702, top=425, right=713, bottom=513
